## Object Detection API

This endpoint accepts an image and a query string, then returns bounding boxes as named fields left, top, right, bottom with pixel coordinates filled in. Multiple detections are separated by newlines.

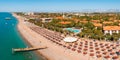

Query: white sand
left=13, top=13, right=120, bottom=60
left=13, top=13, right=83, bottom=60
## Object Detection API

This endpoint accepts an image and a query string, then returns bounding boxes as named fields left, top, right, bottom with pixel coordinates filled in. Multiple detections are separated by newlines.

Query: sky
left=0, top=0, right=120, bottom=12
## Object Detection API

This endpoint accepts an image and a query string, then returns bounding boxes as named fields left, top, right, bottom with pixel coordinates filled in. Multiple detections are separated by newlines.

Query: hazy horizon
left=0, top=0, right=120, bottom=12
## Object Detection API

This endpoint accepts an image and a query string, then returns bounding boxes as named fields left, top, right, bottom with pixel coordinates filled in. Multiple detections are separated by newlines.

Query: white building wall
left=104, top=30, right=120, bottom=35
left=110, top=30, right=112, bottom=35
left=117, top=30, right=119, bottom=33
left=104, top=30, right=108, bottom=34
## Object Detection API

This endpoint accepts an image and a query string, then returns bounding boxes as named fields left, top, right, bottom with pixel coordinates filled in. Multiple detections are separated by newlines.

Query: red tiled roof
left=55, top=16, right=64, bottom=20
left=114, top=20, right=120, bottom=22
left=103, top=26, right=120, bottom=30
left=80, top=21, right=88, bottom=23
left=103, top=21, right=113, bottom=24
left=93, top=23, right=102, bottom=27
left=59, top=21, right=71, bottom=24
left=91, top=20, right=100, bottom=23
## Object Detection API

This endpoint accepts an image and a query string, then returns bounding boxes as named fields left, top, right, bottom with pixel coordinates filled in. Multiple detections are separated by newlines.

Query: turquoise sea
left=0, top=12, right=44, bottom=60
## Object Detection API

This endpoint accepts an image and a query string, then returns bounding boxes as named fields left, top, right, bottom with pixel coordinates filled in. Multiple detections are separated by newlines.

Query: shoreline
left=17, top=27, right=48, bottom=60
left=14, top=14, right=49, bottom=60
left=12, top=13, right=92, bottom=60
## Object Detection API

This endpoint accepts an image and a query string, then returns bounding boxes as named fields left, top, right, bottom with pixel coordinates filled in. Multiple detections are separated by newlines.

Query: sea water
left=0, top=12, right=44, bottom=60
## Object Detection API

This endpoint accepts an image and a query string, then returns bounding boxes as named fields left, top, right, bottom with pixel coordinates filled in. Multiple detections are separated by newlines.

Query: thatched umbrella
left=112, top=56, right=118, bottom=60
left=74, top=42, right=78, bottom=45
left=83, top=48, right=88, bottom=51
left=80, top=42, right=83, bottom=44
left=103, top=51, right=107, bottom=55
left=90, top=53, right=94, bottom=56
left=73, top=45, right=77, bottom=48
left=100, top=45, right=104, bottom=48
left=105, top=44, right=108, bottom=46
left=71, top=48, right=76, bottom=51
left=77, top=50, right=81, bottom=53
left=83, top=51, right=87, bottom=55
left=104, top=55, right=110, bottom=59
left=97, top=54, right=101, bottom=58
left=63, top=45, right=66, bottom=47
left=90, top=47, right=93, bottom=49
left=90, top=50, right=94, bottom=52
left=67, top=46, right=71, bottom=49
left=110, top=51, right=115, bottom=55
left=84, top=46, right=88, bottom=48
left=99, top=43, right=103, bottom=45
left=95, top=48, right=99, bottom=50
left=79, top=44, right=83, bottom=46
left=101, top=48, right=105, bottom=51
left=108, top=49, right=112, bottom=52
left=90, top=44, right=93, bottom=46
left=78, top=47, right=82, bottom=49
left=106, top=46, right=110, bottom=49
left=96, top=51, right=100, bottom=54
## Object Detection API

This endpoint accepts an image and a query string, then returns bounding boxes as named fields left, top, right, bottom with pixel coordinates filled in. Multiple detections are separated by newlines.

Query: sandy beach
left=13, top=13, right=82, bottom=60
left=12, top=13, right=120, bottom=60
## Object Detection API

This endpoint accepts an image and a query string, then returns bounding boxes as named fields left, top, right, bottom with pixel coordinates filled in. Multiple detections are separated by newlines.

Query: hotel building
left=103, top=26, right=120, bottom=35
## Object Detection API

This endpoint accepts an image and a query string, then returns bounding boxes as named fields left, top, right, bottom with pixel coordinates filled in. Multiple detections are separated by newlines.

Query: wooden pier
left=12, top=46, right=47, bottom=52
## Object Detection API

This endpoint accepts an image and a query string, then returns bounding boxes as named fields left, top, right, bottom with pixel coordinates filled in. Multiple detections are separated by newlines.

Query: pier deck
left=13, top=46, right=47, bottom=52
